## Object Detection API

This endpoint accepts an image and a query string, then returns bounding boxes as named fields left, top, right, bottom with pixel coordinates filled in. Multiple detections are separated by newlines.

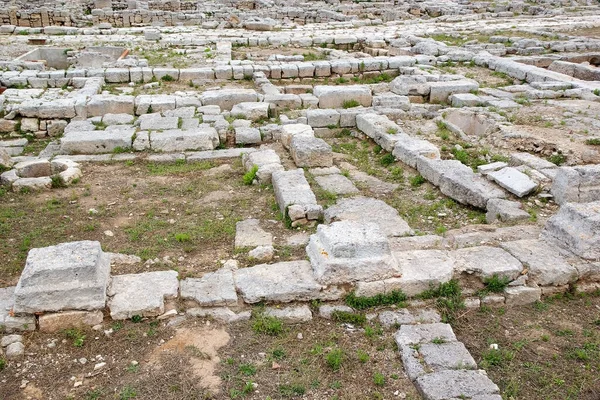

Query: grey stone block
left=485, top=199, right=530, bottom=223
left=439, top=168, right=506, bottom=210
left=265, top=305, right=312, bottom=322
left=541, top=201, right=600, bottom=260
left=307, top=221, right=400, bottom=285
left=395, top=323, right=457, bottom=346
left=487, top=167, right=537, bottom=197
left=290, top=136, right=333, bottom=168
left=324, top=196, right=412, bottom=237
left=234, top=260, right=329, bottom=303
left=180, top=268, right=237, bottom=306
left=453, top=246, right=523, bottom=281
left=314, top=174, right=358, bottom=195
left=13, top=241, right=110, bottom=314
left=501, top=239, right=578, bottom=286
left=150, top=128, right=219, bottom=152
left=108, top=270, right=179, bottom=320
left=415, top=370, right=499, bottom=400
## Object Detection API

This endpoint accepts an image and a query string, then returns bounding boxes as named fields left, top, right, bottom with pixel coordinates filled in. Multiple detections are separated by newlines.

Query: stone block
left=235, top=126, right=261, bottom=144
left=439, top=168, right=506, bottom=209
left=393, top=135, right=440, bottom=168
left=314, top=85, right=372, bottom=109
left=551, top=165, right=600, bottom=205
left=415, top=370, right=500, bottom=400
left=501, top=240, right=578, bottom=286
left=265, top=305, right=312, bottom=322
left=280, top=124, right=314, bottom=149
left=14, top=160, right=51, bottom=178
left=60, top=129, right=133, bottom=154
left=108, top=270, right=179, bottom=320
left=234, top=260, right=328, bottom=303
left=307, top=109, right=340, bottom=128
left=272, top=169, right=320, bottom=220
left=395, top=323, right=457, bottom=346
left=324, top=196, right=411, bottom=237
left=180, top=268, right=237, bottom=307
left=150, top=128, right=219, bottom=152
left=314, top=174, right=358, bottom=195
left=429, top=80, right=479, bottom=103
left=541, top=201, right=600, bottom=260
left=453, top=246, right=523, bottom=281
left=13, top=241, right=110, bottom=314
left=307, top=221, right=399, bottom=285
left=485, top=199, right=530, bottom=223
left=487, top=167, right=537, bottom=197
left=290, top=136, right=333, bottom=168
left=200, top=89, right=257, bottom=111
left=230, top=102, right=270, bottom=121
left=235, top=219, right=273, bottom=248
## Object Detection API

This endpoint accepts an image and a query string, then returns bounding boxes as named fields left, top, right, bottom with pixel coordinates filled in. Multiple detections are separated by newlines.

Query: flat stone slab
left=500, top=239, right=578, bottom=286
left=307, top=221, right=400, bottom=285
left=395, top=323, right=457, bottom=346
left=344, top=166, right=399, bottom=194
left=200, top=89, right=258, bottom=111
left=272, top=169, right=322, bottom=222
left=313, top=85, right=372, bottom=109
left=324, top=196, right=412, bottom=237
left=151, top=128, right=219, bottom=152
left=314, top=174, right=359, bottom=195
left=453, top=246, right=523, bottom=281
left=541, top=201, right=600, bottom=260
left=180, top=268, right=238, bottom=307
left=439, top=168, right=506, bottom=210
left=379, top=309, right=441, bottom=328
left=487, top=167, right=537, bottom=197
left=187, top=307, right=251, bottom=323
left=290, top=135, right=333, bottom=168
left=13, top=241, right=110, bottom=314
left=235, top=219, right=273, bottom=248
left=38, top=310, right=103, bottom=333
left=242, top=148, right=283, bottom=183
left=392, top=250, right=455, bottom=297
left=415, top=369, right=500, bottom=400
left=486, top=199, right=530, bottom=223
left=419, top=341, right=478, bottom=371
left=60, top=130, right=133, bottom=154
left=108, top=270, right=179, bottom=320
left=234, top=260, right=327, bottom=303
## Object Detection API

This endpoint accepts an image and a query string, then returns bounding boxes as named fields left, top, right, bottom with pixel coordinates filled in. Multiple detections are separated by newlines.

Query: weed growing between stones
left=251, top=312, right=285, bottom=336
left=342, top=99, right=361, bottom=109
left=331, top=310, right=367, bottom=326
left=345, top=290, right=408, bottom=310
left=418, top=279, right=465, bottom=323
left=481, top=274, right=511, bottom=294
left=65, top=328, right=86, bottom=347
left=243, top=164, right=259, bottom=185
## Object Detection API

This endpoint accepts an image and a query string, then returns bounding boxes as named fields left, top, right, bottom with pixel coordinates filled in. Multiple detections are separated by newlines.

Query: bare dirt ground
left=0, top=309, right=422, bottom=400
left=453, top=291, right=600, bottom=400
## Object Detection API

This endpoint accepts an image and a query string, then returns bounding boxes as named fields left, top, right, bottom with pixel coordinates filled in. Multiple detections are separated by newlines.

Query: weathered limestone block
left=12, top=177, right=52, bottom=192
left=453, top=246, right=523, bottom=281
left=108, top=270, right=179, bottom=320
left=272, top=169, right=322, bottom=222
left=280, top=124, right=314, bottom=149
left=356, top=113, right=402, bottom=152
left=241, top=149, right=283, bottom=183
left=393, top=135, right=441, bottom=168
left=439, top=168, right=506, bottom=209
left=324, top=196, right=412, bottom=237
left=235, top=126, right=261, bottom=145
left=313, top=85, right=372, bottom=109
left=307, top=221, right=400, bottom=285
left=551, top=165, right=600, bottom=205
left=235, top=219, right=273, bottom=249
left=429, top=80, right=479, bottom=103
left=200, top=89, right=257, bottom=111
left=180, top=268, right=237, bottom=306
left=307, top=109, right=340, bottom=128
left=60, top=129, right=134, bottom=154
left=14, top=160, right=51, bottom=178
left=289, top=136, right=333, bottom=168
left=541, top=201, right=600, bottom=260
left=415, top=370, right=500, bottom=400
left=501, top=239, right=578, bottom=286
left=265, top=305, right=313, bottom=322
left=485, top=199, right=530, bottom=223
left=234, top=260, right=329, bottom=303
left=314, top=174, right=358, bottom=195
left=416, top=157, right=470, bottom=187
left=150, top=128, right=219, bottom=152
left=230, top=102, right=270, bottom=121
left=134, top=94, right=176, bottom=115
left=13, top=241, right=110, bottom=314
left=487, top=167, right=537, bottom=197
left=87, top=95, right=135, bottom=116
left=38, top=310, right=104, bottom=333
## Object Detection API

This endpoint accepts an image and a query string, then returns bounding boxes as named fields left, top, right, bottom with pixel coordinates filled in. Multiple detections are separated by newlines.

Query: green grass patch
left=345, top=290, right=407, bottom=310
left=243, top=165, right=259, bottom=185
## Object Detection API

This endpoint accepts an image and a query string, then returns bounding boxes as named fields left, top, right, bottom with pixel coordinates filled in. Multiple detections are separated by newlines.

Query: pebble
left=79, top=358, right=87, bottom=364
left=94, top=362, right=106, bottom=370
left=1, top=335, right=23, bottom=347
left=5, top=342, right=25, bottom=358
left=297, top=333, right=303, bottom=340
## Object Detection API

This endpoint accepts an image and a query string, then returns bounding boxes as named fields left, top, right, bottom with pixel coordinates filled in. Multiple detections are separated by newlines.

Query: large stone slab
left=60, top=129, right=134, bottom=154
left=439, top=168, right=506, bottom=209
left=416, top=157, right=471, bottom=187
left=235, top=219, right=273, bottom=248
left=313, top=85, right=372, bottom=109
left=500, top=239, right=578, bottom=286
left=234, top=260, right=327, bottom=303
left=324, top=196, right=412, bottom=237
left=390, top=250, right=455, bottom=297
left=487, top=167, right=537, bottom=197
left=541, top=201, right=600, bottom=260
left=551, top=165, right=600, bottom=205
left=393, top=136, right=440, bottom=168
left=429, top=80, right=479, bottom=103
left=180, top=268, right=237, bottom=306
left=395, top=323, right=457, bottom=346
left=307, top=221, right=400, bottom=285
left=356, top=113, right=402, bottom=152
left=200, top=89, right=258, bottom=111
left=289, top=135, right=333, bottom=168
left=453, top=246, right=523, bottom=281
left=241, top=149, right=283, bottom=184
left=485, top=199, right=530, bottom=223
left=415, top=370, right=500, bottom=400
left=151, top=128, right=219, bottom=152
left=314, top=174, right=359, bottom=195
left=280, top=124, right=314, bottom=149
left=13, top=241, right=110, bottom=314
left=108, top=270, right=179, bottom=320
left=272, top=169, right=322, bottom=222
